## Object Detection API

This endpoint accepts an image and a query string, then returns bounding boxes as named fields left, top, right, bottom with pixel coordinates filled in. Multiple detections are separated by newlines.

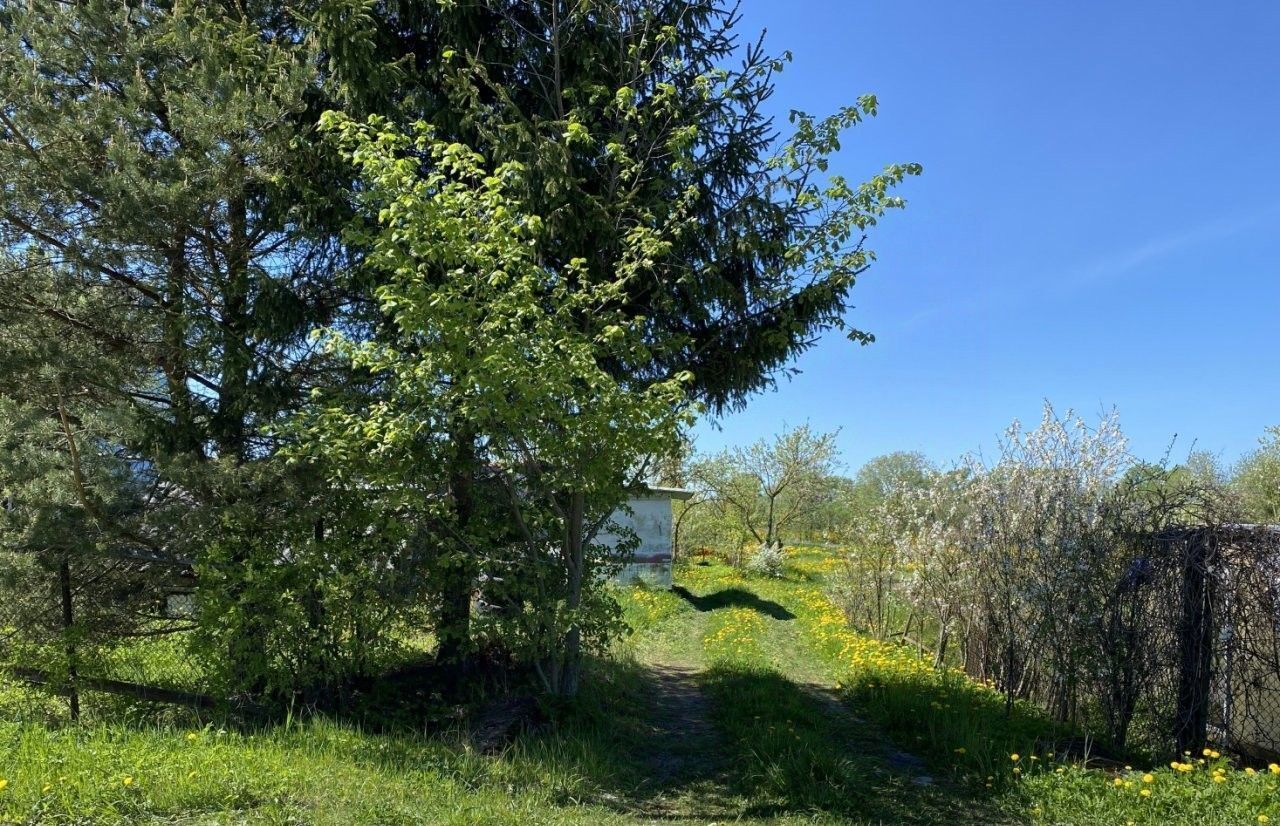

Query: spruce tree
left=313, top=0, right=920, bottom=669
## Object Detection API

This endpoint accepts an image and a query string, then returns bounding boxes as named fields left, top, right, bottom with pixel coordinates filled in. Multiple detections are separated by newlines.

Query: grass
left=0, top=715, right=641, bottom=824
left=0, top=658, right=666, bottom=825
left=2, top=545, right=1278, bottom=824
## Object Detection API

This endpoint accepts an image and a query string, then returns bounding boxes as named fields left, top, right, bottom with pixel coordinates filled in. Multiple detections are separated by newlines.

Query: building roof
left=636, top=485, right=696, bottom=501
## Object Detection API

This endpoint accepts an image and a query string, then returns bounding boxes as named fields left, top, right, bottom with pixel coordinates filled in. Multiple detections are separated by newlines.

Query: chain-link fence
left=1099, top=525, right=1280, bottom=761
left=0, top=546, right=213, bottom=723
left=1210, top=527, right=1280, bottom=761
left=946, top=523, right=1280, bottom=762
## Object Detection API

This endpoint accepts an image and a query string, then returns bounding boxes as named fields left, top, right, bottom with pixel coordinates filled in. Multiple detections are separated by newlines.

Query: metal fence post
left=58, top=556, right=80, bottom=722
left=1173, top=529, right=1215, bottom=755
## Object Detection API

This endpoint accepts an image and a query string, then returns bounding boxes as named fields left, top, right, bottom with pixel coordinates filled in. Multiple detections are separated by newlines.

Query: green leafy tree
left=297, top=115, right=694, bottom=696
left=1233, top=427, right=1280, bottom=524
left=848, top=452, right=934, bottom=518
left=690, top=425, right=841, bottom=559
left=2, top=0, right=922, bottom=699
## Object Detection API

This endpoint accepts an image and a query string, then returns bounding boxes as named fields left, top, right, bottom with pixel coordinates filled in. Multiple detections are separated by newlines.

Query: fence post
left=58, top=556, right=80, bottom=722
left=1173, top=528, right=1216, bottom=755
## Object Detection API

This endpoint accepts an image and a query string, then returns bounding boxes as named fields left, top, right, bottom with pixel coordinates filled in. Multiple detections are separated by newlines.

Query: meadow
left=2, top=545, right=1278, bottom=824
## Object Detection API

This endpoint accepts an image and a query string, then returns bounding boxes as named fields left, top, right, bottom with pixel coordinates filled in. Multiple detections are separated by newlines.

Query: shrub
left=746, top=543, right=786, bottom=578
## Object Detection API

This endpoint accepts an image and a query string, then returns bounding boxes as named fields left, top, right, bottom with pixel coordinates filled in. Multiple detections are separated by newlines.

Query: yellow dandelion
left=1140, top=789, right=1152, bottom=797
left=0, top=778, right=7, bottom=793
left=1142, top=773, right=1154, bottom=783
left=122, top=776, right=134, bottom=787
left=1259, top=816, right=1270, bottom=824
left=1270, top=764, right=1280, bottom=776
left=1010, top=753, right=1020, bottom=761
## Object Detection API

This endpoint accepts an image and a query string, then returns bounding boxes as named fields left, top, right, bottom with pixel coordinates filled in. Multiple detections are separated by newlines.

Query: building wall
left=599, top=495, right=675, bottom=588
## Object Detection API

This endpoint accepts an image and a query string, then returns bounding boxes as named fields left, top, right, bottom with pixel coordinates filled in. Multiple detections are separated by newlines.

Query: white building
left=600, top=486, right=692, bottom=588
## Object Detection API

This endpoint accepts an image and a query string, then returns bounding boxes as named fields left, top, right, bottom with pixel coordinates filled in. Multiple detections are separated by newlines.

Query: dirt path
left=629, top=663, right=740, bottom=821
left=642, top=664, right=716, bottom=782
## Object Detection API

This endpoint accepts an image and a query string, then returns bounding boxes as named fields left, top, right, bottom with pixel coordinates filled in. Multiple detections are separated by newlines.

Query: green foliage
left=0, top=0, right=365, bottom=699
left=689, top=425, right=841, bottom=556
left=0, top=256, right=166, bottom=688
left=1233, top=426, right=1280, bottom=523
left=316, top=1, right=921, bottom=413
left=2, top=0, right=921, bottom=705
left=296, top=113, right=694, bottom=695
left=184, top=463, right=430, bottom=699
left=846, top=452, right=935, bottom=525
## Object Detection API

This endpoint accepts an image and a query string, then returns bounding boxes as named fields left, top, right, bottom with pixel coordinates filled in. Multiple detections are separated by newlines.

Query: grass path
left=622, top=549, right=1280, bottom=826
left=617, top=555, right=1008, bottom=824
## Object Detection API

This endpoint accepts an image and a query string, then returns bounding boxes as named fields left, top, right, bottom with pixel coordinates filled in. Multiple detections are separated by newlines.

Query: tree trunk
left=220, top=173, right=260, bottom=694
left=671, top=498, right=701, bottom=566
left=765, top=493, right=777, bottom=548
left=436, top=424, right=478, bottom=671
left=557, top=491, right=586, bottom=697
left=215, top=179, right=251, bottom=463
left=162, top=233, right=201, bottom=458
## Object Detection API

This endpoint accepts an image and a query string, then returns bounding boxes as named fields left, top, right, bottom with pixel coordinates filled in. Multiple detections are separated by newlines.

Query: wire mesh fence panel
left=1124, top=527, right=1280, bottom=761
left=1212, top=531, right=1280, bottom=761
left=0, top=547, right=214, bottom=723
left=949, top=524, right=1280, bottom=761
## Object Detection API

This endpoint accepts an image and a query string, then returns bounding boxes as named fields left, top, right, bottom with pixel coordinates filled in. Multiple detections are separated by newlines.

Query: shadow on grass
left=4, top=654, right=1021, bottom=824
left=670, top=585, right=795, bottom=620
left=255, top=656, right=993, bottom=824
left=695, top=664, right=1008, bottom=824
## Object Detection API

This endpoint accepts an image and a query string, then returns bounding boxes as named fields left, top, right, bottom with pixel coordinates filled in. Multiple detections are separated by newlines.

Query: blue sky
left=693, top=0, right=1280, bottom=473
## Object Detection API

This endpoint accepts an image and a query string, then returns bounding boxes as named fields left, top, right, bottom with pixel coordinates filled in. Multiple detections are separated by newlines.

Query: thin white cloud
left=1065, top=204, right=1280, bottom=288
left=900, top=202, right=1280, bottom=333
